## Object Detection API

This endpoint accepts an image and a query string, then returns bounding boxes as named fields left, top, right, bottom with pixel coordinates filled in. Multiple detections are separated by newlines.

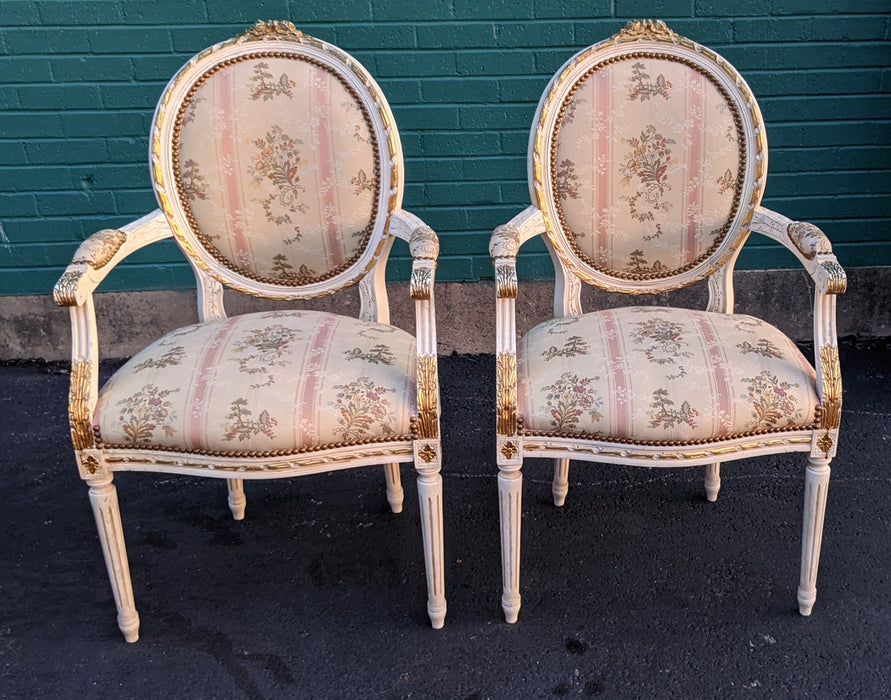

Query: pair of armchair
left=54, top=20, right=845, bottom=641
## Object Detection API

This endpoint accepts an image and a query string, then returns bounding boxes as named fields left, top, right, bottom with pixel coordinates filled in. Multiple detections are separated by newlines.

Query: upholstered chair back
left=151, top=22, right=401, bottom=299
left=530, top=20, right=767, bottom=293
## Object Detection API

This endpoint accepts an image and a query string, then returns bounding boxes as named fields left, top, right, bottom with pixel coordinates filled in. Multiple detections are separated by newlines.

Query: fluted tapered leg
left=88, top=475, right=140, bottom=642
left=798, top=457, right=831, bottom=615
left=416, top=461, right=446, bottom=628
left=227, top=478, right=246, bottom=520
left=552, top=458, right=570, bottom=507
left=383, top=463, right=404, bottom=514
left=705, top=462, right=721, bottom=502
left=499, top=463, right=522, bottom=623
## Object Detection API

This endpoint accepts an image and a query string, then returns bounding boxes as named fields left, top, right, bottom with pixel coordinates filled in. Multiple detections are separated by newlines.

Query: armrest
left=750, top=206, right=845, bottom=458
left=489, top=207, right=545, bottom=447
left=750, top=207, right=847, bottom=296
left=53, top=210, right=174, bottom=308
left=389, top=210, right=440, bottom=450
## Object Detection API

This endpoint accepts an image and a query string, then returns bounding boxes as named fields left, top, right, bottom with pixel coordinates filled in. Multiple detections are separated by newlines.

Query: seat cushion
left=94, top=310, right=416, bottom=453
left=517, top=307, right=818, bottom=443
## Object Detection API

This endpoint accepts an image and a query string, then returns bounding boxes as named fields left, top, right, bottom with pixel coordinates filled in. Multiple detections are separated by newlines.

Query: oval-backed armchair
left=53, top=21, right=446, bottom=641
left=491, top=20, right=846, bottom=623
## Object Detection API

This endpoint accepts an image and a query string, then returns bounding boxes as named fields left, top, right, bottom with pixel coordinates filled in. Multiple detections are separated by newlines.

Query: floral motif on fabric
left=630, top=318, right=692, bottom=379
left=742, top=371, right=802, bottom=430
left=248, top=62, right=296, bottom=101
left=232, top=324, right=300, bottom=388
left=350, top=169, right=374, bottom=196
left=249, top=126, right=308, bottom=239
left=182, top=96, right=204, bottom=126
left=115, top=384, right=180, bottom=444
left=737, top=339, right=784, bottom=358
left=626, top=249, right=666, bottom=275
left=626, top=62, right=672, bottom=101
left=223, top=398, right=278, bottom=442
left=648, top=388, right=699, bottom=430
left=717, top=168, right=737, bottom=195
left=541, top=372, right=603, bottom=431
left=356, top=325, right=399, bottom=339
left=180, top=159, right=208, bottom=201
left=546, top=317, right=582, bottom=335
left=561, top=97, right=584, bottom=126
left=134, top=346, right=186, bottom=372
left=734, top=318, right=763, bottom=334
left=619, top=126, right=676, bottom=222
left=344, top=344, right=395, bottom=365
left=556, top=159, right=582, bottom=200
left=330, top=377, right=396, bottom=440
left=542, top=335, right=589, bottom=361
left=270, top=254, right=316, bottom=282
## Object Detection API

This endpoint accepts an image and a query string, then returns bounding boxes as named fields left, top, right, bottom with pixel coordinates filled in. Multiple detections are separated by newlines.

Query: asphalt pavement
left=2, top=339, right=889, bottom=698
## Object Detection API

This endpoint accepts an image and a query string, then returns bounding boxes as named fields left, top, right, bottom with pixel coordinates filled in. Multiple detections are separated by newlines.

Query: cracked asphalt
left=2, top=339, right=889, bottom=698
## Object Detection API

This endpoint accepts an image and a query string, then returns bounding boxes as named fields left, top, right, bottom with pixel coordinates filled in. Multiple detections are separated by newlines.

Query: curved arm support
left=53, top=210, right=175, bottom=458
left=750, top=206, right=846, bottom=458
left=490, top=207, right=546, bottom=445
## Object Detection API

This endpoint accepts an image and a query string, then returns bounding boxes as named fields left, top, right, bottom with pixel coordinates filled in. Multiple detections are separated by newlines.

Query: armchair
left=492, top=20, right=846, bottom=623
left=53, top=21, right=445, bottom=641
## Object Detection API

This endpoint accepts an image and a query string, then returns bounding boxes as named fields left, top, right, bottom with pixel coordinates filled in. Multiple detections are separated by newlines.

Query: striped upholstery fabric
left=175, top=56, right=378, bottom=283
left=94, top=310, right=415, bottom=452
left=552, top=57, right=741, bottom=277
left=517, top=307, right=818, bottom=443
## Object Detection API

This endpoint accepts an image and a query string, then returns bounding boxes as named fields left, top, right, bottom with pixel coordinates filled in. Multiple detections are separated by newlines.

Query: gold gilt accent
left=817, top=433, right=834, bottom=457
left=53, top=269, right=84, bottom=307
left=819, top=345, right=842, bottom=430
left=243, top=20, right=304, bottom=42
left=616, top=19, right=679, bottom=43
left=410, top=267, right=432, bottom=300
left=69, top=359, right=94, bottom=450
left=787, top=221, right=832, bottom=260
left=415, top=355, right=439, bottom=439
left=495, top=264, right=518, bottom=299
left=496, top=353, right=518, bottom=436
left=72, top=229, right=127, bottom=269
left=418, top=443, right=437, bottom=463
left=81, top=454, right=101, bottom=475
left=500, top=441, right=518, bottom=460
left=821, top=260, right=847, bottom=295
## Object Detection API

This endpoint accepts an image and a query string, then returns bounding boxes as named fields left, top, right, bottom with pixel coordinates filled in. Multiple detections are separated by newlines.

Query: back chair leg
left=704, top=462, right=721, bottom=502
left=415, top=455, right=446, bottom=628
left=552, top=458, right=570, bottom=506
left=88, top=474, right=140, bottom=642
left=227, top=478, right=246, bottom=520
left=384, top=462, right=404, bottom=514
left=499, top=460, right=522, bottom=623
left=798, top=456, right=832, bottom=616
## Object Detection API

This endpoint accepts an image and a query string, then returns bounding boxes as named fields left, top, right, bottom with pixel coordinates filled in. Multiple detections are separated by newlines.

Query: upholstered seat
left=491, top=20, right=846, bottom=624
left=94, top=310, right=416, bottom=453
left=518, top=307, right=818, bottom=443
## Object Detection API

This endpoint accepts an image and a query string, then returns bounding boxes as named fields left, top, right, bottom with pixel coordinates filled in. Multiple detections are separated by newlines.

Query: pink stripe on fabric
left=684, top=72, right=704, bottom=261
left=595, top=71, right=612, bottom=264
left=217, top=68, right=251, bottom=265
left=314, top=73, right=344, bottom=269
left=602, top=310, right=630, bottom=438
left=694, top=313, right=734, bottom=436
left=294, top=313, right=340, bottom=446
left=185, top=319, right=240, bottom=450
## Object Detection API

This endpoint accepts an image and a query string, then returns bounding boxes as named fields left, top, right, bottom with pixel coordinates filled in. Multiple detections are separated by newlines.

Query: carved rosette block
left=415, top=355, right=439, bottom=440
left=77, top=450, right=106, bottom=480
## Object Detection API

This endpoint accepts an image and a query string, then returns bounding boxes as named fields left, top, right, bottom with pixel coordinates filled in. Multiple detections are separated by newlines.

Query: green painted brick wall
left=1, top=1, right=889, bottom=295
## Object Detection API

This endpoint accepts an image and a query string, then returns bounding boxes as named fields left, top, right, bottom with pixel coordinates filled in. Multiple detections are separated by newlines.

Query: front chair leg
left=704, top=462, right=721, bottom=502
left=552, top=458, right=570, bottom=506
left=383, top=462, right=404, bottom=513
left=499, top=460, right=522, bottom=623
left=415, top=448, right=446, bottom=628
left=227, top=478, right=246, bottom=520
left=798, top=456, right=832, bottom=616
left=88, top=474, right=140, bottom=642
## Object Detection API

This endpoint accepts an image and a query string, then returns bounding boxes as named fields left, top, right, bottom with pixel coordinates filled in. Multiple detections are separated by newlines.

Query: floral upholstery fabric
left=552, top=57, right=741, bottom=277
left=517, top=307, right=818, bottom=443
left=94, top=311, right=415, bottom=453
left=175, top=56, right=378, bottom=283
